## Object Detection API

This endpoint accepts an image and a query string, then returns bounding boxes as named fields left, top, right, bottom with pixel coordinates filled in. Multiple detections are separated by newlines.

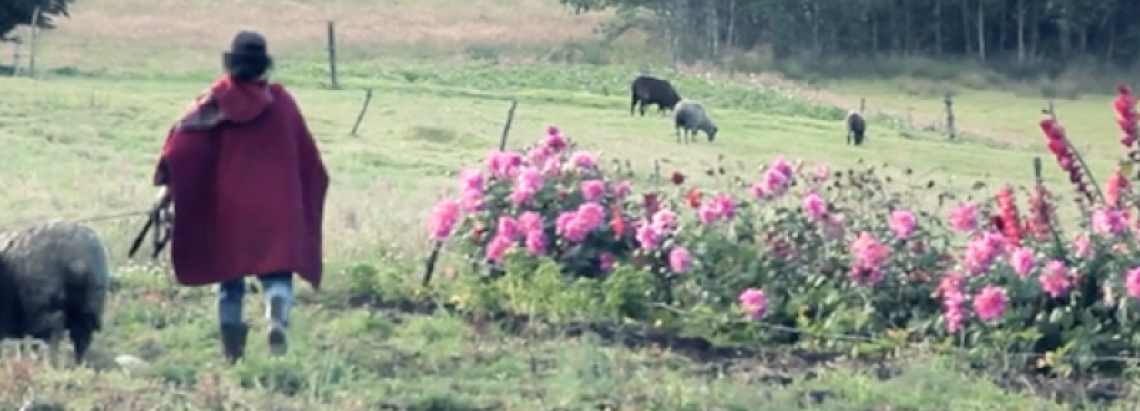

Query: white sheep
left=674, top=99, right=718, bottom=143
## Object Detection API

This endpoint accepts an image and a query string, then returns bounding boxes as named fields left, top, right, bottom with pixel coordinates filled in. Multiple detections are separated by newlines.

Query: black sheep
left=0, top=221, right=111, bottom=366
left=846, top=110, right=867, bottom=146
left=630, top=75, right=682, bottom=116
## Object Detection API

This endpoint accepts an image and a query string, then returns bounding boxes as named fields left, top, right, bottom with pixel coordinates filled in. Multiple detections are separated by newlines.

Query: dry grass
left=36, top=0, right=612, bottom=72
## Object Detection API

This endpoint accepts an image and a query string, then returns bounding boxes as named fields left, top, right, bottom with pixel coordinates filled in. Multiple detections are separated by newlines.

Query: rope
left=0, top=209, right=151, bottom=230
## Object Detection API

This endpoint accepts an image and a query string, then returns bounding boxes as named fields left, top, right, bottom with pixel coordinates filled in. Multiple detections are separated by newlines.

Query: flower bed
left=426, top=87, right=1140, bottom=375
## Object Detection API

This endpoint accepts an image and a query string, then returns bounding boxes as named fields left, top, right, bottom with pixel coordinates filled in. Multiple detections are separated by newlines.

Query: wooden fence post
left=326, top=21, right=339, bottom=89
left=27, top=7, right=39, bottom=77
left=943, top=92, right=956, bottom=140
left=10, top=36, right=20, bottom=77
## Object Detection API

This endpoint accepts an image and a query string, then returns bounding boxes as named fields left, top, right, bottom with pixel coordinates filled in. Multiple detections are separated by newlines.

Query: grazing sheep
left=630, top=75, right=682, bottom=116
left=674, top=99, right=718, bottom=143
left=0, top=221, right=111, bottom=365
left=845, top=110, right=867, bottom=146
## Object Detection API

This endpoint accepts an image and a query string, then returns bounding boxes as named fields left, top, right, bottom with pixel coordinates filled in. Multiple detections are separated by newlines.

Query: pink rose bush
left=424, top=89, right=1140, bottom=371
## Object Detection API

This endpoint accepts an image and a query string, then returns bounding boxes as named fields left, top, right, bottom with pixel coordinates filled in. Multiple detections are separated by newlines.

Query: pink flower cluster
left=697, top=193, right=737, bottom=225
left=751, top=157, right=795, bottom=200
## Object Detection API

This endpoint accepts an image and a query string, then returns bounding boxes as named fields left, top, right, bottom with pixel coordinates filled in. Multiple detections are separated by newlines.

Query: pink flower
left=651, top=209, right=679, bottom=233
left=696, top=194, right=736, bottom=225
left=485, top=235, right=514, bottom=263
left=1039, top=260, right=1072, bottom=298
left=569, top=151, right=596, bottom=169
left=428, top=199, right=461, bottom=240
left=942, top=290, right=967, bottom=333
left=541, top=157, right=562, bottom=177
left=749, top=183, right=767, bottom=200
left=599, top=252, right=615, bottom=273
left=850, top=231, right=890, bottom=284
left=580, top=179, right=606, bottom=202
left=972, top=285, right=1008, bottom=322
left=710, top=193, right=736, bottom=221
left=948, top=202, right=980, bottom=233
left=1071, top=233, right=1093, bottom=259
left=938, top=271, right=967, bottom=333
left=459, top=188, right=484, bottom=211
left=738, top=288, right=768, bottom=319
left=486, top=151, right=523, bottom=177
left=962, top=231, right=1006, bottom=276
left=812, top=164, right=830, bottom=182
left=1008, top=247, right=1035, bottom=278
left=738, top=286, right=766, bottom=318
left=1092, top=207, right=1128, bottom=237
left=516, top=211, right=541, bottom=232
left=1125, top=268, right=1140, bottom=299
left=524, top=230, right=546, bottom=256
left=635, top=222, right=660, bottom=249
left=526, top=146, right=551, bottom=165
left=510, top=167, right=544, bottom=206
left=668, top=246, right=693, bottom=273
left=611, top=181, right=632, bottom=198
left=801, top=192, right=827, bottom=221
left=542, top=126, right=568, bottom=153
left=888, top=210, right=917, bottom=238
left=497, top=216, right=520, bottom=240
left=556, top=203, right=606, bottom=242
left=459, top=169, right=483, bottom=192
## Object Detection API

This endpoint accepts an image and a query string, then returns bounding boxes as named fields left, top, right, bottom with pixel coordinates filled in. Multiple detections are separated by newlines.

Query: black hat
left=229, top=30, right=267, bottom=54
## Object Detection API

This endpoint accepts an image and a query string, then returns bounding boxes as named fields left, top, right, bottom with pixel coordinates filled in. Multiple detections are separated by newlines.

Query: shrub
left=426, top=86, right=1140, bottom=376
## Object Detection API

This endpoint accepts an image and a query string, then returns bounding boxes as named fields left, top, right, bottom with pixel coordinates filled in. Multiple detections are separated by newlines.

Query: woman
left=153, top=30, right=329, bottom=363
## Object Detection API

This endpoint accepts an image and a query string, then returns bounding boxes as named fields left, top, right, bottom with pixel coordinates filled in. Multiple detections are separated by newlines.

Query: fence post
left=10, top=36, right=20, bottom=77
left=943, top=92, right=956, bottom=140
left=326, top=21, right=339, bottom=89
left=27, top=7, right=39, bottom=77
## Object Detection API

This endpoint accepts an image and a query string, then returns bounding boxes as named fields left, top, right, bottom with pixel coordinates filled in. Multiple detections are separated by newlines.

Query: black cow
left=630, top=75, right=682, bottom=116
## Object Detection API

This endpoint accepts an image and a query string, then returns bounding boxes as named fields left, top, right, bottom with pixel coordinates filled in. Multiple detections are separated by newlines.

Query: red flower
left=995, top=186, right=1022, bottom=246
left=610, top=205, right=626, bottom=238
left=1026, top=184, right=1055, bottom=241
left=670, top=172, right=686, bottom=186
left=685, top=188, right=702, bottom=209
left=1115, top=85, right=1138, bottom=150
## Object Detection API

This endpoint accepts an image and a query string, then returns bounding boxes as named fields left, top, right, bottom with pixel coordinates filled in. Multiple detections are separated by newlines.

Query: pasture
left=1, top=0, right=1139, bottom=409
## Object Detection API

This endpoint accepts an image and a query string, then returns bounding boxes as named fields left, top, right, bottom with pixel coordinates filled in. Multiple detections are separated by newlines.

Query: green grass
left=2, top=67, right=1135, bottom=409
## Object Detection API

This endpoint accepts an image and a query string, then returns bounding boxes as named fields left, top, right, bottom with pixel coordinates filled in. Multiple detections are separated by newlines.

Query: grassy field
left=0, top=0, right=1138, bottom=409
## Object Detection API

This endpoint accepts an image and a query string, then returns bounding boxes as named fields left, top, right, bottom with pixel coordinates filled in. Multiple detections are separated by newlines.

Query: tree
left=556, top=0, right=1140, bottom=72
left=1, top=0, right=75, bottom=40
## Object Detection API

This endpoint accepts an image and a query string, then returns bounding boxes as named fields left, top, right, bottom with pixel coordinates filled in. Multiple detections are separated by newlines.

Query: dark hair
left=223, top=47, right=273, bottom=81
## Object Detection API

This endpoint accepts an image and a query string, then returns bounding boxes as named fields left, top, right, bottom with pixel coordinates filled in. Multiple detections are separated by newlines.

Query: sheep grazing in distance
left=0, top=221, right=111, bottom=365
left=674, top=99, right=718, bottom=143
left=845, top=110, right=867, bottom=146
left=630, top=75, right=682, bottom=116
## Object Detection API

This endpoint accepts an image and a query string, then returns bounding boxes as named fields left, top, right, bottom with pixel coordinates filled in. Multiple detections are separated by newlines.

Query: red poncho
left=155, top=75, right=329, bottom=288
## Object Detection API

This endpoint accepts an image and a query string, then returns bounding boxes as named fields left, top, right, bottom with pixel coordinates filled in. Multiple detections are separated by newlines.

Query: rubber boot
left=267, top=295, right=289, bottom=356
left=220, top=323, right=249, bottom=364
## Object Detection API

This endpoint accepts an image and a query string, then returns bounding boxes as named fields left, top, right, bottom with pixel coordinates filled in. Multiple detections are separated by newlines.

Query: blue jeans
left=218, top=272, right=294, bottom=329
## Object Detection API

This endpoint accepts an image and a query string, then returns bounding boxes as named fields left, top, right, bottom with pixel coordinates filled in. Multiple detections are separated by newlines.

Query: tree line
left=1, top=0, right=74, bottom=43
left=560, top=0, right=1140, bottom=73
